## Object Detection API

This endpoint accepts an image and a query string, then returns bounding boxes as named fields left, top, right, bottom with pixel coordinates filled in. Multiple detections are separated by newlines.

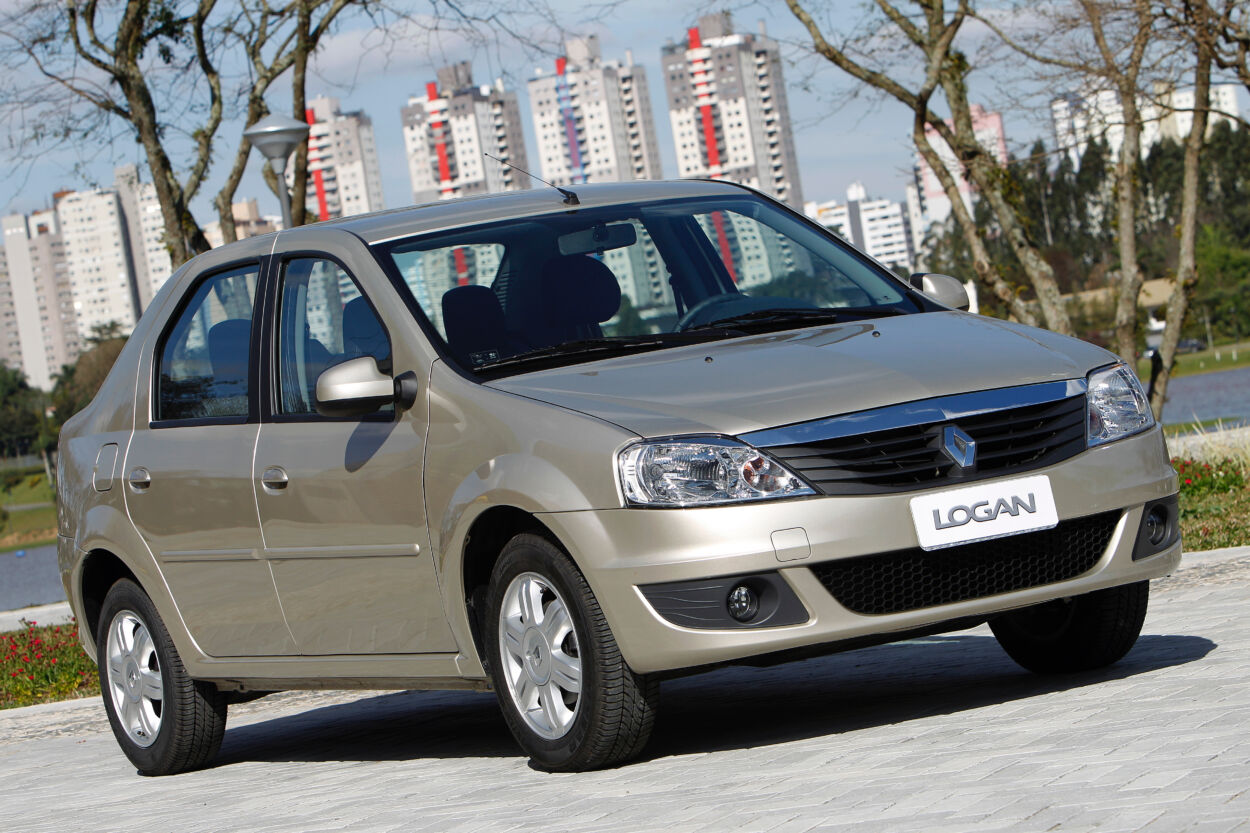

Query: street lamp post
left=243, top=114, right=311, bottom=231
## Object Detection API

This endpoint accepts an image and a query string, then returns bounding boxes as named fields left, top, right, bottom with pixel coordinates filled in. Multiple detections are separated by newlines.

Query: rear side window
left=156, top=264, right=259, bottom=421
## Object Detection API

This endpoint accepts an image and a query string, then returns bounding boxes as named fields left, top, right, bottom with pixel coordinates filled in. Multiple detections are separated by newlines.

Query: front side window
left=156, top=264, right=258, bottom=421
left=377, top=195, right=919, bottom=375
left=275, top=258, right=391, bottom=416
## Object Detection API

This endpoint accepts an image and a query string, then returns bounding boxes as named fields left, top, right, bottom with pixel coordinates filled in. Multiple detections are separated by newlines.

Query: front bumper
left=540, top=426, right=1179, bottom=675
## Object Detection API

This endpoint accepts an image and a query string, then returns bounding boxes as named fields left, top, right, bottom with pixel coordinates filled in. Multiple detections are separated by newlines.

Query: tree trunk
left=939, top=71, right=1073, bottom=334
left=289, top=2, right=313, bottom=228
left=1151, top=5, right=1214, bottom=418
left=1111, top=84, right=1145, bottom=364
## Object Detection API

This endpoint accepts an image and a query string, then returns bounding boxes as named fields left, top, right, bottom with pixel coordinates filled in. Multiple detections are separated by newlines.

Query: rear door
left=124, top=259, right=296, bottom=657
left=252, top=249, right=455, bottom=655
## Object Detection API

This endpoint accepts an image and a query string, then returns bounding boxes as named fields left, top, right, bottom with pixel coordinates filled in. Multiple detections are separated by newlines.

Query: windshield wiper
left=472, top=330, right=742, bottom=372
left=691, top=307, right=907, bottom=331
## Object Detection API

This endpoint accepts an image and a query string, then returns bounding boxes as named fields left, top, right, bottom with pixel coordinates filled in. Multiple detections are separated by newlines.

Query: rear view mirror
left=910, top=273, right=970, bottom=311
left=558, top=223, right=637, bottom=256
left=314, top=357, right=394, bottom=418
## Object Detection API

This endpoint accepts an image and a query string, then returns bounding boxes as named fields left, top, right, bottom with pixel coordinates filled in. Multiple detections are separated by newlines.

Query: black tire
left=990, top=581, right=1149, bottom=674
left=485, top=533, right=658, bottom=771
left=96, top=579, right=228, bottom=775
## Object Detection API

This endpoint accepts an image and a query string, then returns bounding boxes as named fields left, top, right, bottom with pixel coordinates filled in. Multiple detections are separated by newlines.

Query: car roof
left=306, top=179, right=755, bottom=246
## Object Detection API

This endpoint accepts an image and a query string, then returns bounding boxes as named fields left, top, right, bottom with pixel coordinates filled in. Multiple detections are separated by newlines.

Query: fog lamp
left=1145, top=505, right=1169, bottom=546
left=727, top=585, right=759, bottom=622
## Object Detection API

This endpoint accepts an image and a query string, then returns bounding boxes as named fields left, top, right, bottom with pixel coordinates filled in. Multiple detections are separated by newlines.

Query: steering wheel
left=675, top=293, right=745, bottom=331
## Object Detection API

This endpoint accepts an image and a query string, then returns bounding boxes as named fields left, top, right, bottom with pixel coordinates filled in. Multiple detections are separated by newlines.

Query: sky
left=2, top=0, right=1247, bottom=224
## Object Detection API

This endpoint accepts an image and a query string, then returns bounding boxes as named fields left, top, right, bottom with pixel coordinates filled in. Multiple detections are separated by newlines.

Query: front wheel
left=990, top=581, right=1149, bottom=674
left=485, top=533, right=657, bottom=771
left=97, top=579, right=227, bottom=775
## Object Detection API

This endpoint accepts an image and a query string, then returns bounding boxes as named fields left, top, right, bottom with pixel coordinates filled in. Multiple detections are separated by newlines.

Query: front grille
left=762, top=394, right=1087, bottom=495
left=810, top=511, right=1120, bottom=615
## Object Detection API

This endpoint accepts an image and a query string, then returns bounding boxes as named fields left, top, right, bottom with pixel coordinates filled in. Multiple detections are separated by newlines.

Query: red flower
left=1185, top=478, right=1192, bottom=485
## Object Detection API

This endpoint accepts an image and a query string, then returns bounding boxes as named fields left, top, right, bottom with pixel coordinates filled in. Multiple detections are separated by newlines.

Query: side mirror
left=314, top=356, right=396, bottom=418
left=909, top=272, right=970, bottom=311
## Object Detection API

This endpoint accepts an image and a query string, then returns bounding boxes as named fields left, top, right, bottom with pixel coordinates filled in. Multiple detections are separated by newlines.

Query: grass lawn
left=1178, top=486, right=1250, bottom=550
left=1138, top=339, right=1250, bottom=380
left=1, top=619, right=97, bottom=710
left=0, top=505, right=58, bottom=552
left=0, top=470, right=54, bottom=507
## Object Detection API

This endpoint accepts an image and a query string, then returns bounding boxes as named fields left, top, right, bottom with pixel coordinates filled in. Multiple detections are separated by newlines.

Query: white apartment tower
left=302, top=95, right=386, bottom=220
left=401, top=62, right=531, bottom=204
left=528, top=36, right=663, bottom=186
left=806, top=183, right=915, bottom=274
left=0, top=211, right=80, bottom=389
left=661, top=13, right=803, bottom=207
left=56, top=189, right=139, bottom=339
left=114, top=164, right=173, bottom=310
left=911, top=104, right=1008, bottom=229
left=1051, top=83, right=1242, bottom=165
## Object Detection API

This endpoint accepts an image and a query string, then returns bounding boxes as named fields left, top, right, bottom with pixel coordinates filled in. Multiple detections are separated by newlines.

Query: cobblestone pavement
left=2, top=557, right=1248, bottom=833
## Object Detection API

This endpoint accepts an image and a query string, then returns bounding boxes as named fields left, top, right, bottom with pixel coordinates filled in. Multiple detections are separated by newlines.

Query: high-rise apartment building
left=302, top=95, right=386, bottom=220
left=56, top=188, right=138, bottom=339
left=661, top=13, right=803, bottom=207
left=0, top=211, right=80, bottom=389
left=806, top=183, right=915, bottom=274
left=1051, top=83, right=1242, bottom=165
left=911, top=104, right=1008, bottom=229
left=114, top=164, right=173, bottom=310
left=203, top=199, right=279, bottom=248
left=401, top=62, right=530, bottom=204
left=528, top=36, right=663, bottom=186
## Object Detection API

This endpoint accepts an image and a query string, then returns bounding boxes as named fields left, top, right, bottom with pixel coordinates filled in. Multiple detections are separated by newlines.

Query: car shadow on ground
left=211, top=631, right=1215, bottom=768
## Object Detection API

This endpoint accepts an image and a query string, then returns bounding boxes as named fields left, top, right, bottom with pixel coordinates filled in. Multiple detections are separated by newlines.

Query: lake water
left=0, top=544, right=63, bottom=612
left=1160, top=365, right=1250, bottom=427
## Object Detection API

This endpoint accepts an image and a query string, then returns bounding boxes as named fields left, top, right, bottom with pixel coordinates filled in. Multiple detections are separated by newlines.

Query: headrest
left=539, top=255, right=622, bottom=327
left=207, top=319, right=251, bottom=381
left=442, top=285, right=506, bottom=349
left=343, top=297, right=389, bottom=360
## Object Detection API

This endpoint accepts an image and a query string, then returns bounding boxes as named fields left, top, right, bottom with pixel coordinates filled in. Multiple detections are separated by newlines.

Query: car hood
left=488, top=311, right=1117, bottom=438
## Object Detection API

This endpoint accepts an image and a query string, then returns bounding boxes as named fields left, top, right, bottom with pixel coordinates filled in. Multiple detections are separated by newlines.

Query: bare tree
left=1213, top=0, right=1249, bottom=93
left=1152, top=0, right=1218, bottom=416
left=0, top=0, right=226, bottom=266
left=785, top=0, right=1073, bottom=333
left=979, top=1, right=1160, bottom=363
left=212, top=0, right=354, bottom=243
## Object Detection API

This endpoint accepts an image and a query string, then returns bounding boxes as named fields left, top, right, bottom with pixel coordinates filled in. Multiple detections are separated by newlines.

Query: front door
left=124, top=262, right=296, bottom=657
left=253, top=256, right=455, bottom=655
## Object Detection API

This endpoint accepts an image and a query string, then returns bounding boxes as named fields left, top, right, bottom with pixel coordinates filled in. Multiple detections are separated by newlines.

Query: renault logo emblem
left=941, top=425, right=977, bottom=469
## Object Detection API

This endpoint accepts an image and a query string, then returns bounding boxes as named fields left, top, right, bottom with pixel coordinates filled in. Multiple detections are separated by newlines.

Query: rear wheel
left=990, top=581, right=1149, bottom=674
left=97, top=579, right=227, bottom=775
left=485, top=533, right=657, bottom=771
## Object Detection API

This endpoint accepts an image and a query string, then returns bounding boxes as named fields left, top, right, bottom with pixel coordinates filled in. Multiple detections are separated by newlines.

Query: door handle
left=128, top=468, right=151, bottom=492
left=260, top=467, right=289, bottom=493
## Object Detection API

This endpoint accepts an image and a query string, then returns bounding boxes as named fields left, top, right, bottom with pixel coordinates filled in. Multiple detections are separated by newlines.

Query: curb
left=0, top=601, right=73, bottom=633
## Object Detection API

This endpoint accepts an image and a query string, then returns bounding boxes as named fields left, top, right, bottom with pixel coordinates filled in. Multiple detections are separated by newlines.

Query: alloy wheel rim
left=498, top=572, right=583, bottom=740
left=105, top=610, right=163, bottom=748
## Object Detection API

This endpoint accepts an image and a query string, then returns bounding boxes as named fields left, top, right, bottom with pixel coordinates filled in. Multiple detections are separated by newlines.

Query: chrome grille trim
left=740, top=379, right=1087, bottom=449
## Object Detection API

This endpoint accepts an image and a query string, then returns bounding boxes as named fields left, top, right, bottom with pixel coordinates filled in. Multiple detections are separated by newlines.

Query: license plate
left=909, top=475, right=1058, bottom=551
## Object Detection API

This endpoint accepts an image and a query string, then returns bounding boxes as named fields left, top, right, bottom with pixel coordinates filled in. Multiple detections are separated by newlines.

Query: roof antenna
left=484, top=152, right=579, bottom=205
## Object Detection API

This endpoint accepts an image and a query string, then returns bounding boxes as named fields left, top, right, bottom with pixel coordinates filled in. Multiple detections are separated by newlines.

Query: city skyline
left=3, top=2, right=1248, bottom=224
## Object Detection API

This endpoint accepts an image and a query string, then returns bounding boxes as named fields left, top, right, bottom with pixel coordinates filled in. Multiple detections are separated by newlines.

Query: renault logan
left=57, top=180, right=1180, bottom=775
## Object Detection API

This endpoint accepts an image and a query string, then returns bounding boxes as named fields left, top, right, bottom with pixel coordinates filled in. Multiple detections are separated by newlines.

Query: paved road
left=1, top=556, right=1248, bottom=833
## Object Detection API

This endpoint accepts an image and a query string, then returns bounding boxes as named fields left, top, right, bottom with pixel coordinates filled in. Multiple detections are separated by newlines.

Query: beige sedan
left=58, top=181, right=1179, bottom=775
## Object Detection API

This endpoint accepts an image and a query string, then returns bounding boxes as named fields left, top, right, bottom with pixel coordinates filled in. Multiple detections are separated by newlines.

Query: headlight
left=618, top=437, right=816, bottom=507
left=1087, top=363, right=1154, bottom=446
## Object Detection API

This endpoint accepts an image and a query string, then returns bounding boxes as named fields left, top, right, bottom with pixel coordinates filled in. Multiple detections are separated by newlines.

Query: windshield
left=376, top=194, right=922, bottom=374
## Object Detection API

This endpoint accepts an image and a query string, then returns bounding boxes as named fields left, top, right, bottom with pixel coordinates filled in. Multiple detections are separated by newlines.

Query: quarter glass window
left=275, top=258, right=391, bottom=416
left=157, top=264, right=258, bottom=421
